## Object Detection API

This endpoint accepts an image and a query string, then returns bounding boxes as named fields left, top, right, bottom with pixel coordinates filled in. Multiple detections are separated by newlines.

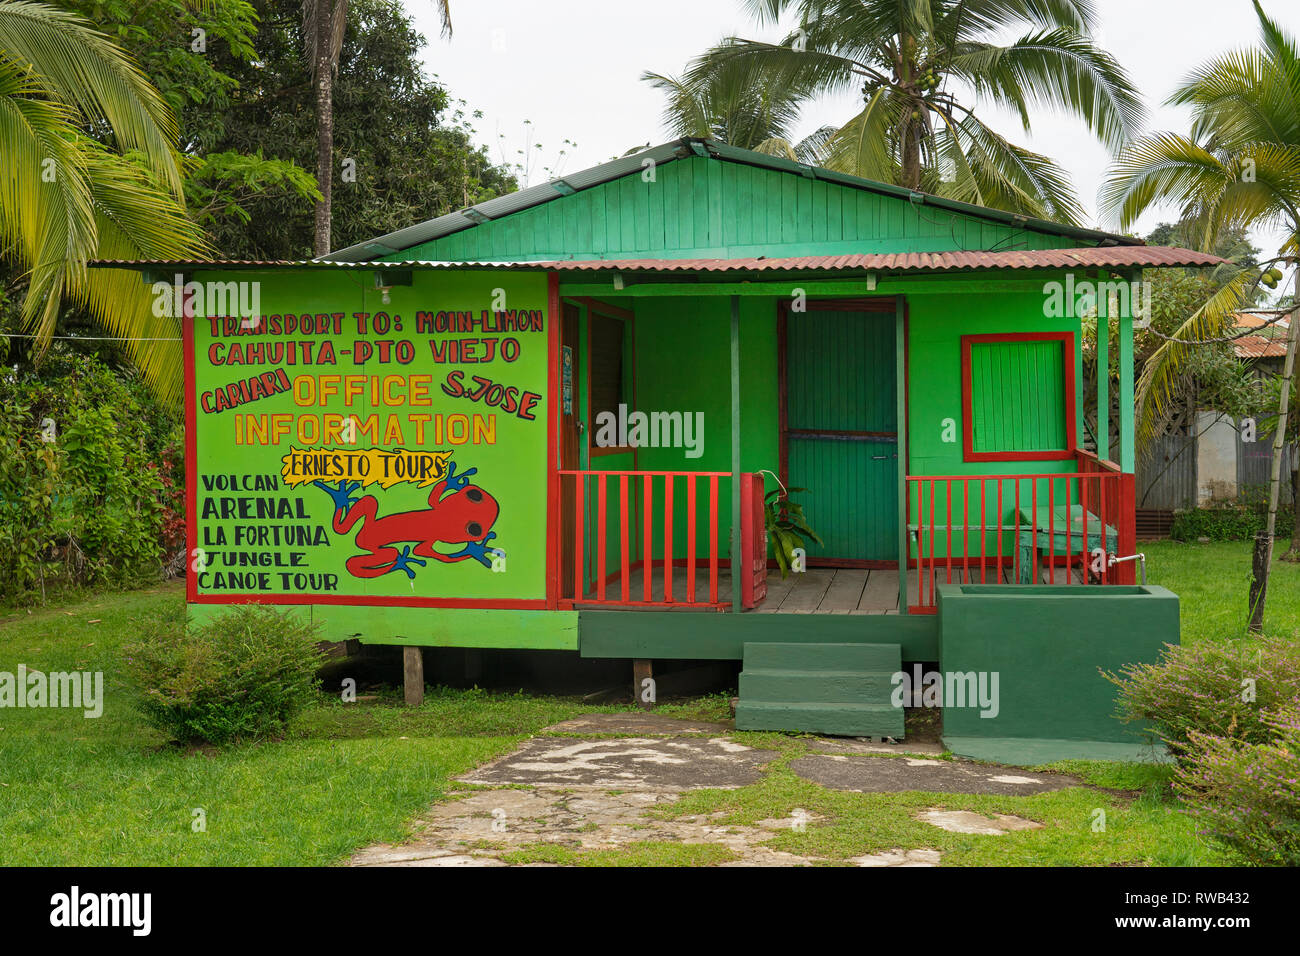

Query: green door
left=782, top=306, right=898, bottom=563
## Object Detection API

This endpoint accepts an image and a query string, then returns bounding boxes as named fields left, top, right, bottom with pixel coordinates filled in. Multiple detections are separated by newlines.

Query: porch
left=552, top=266, right=1144, bottom=618
left=554, top=450, right=1135, bottom=615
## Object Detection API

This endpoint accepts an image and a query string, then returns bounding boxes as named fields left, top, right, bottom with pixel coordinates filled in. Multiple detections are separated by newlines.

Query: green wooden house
left=96, top=138, right=1221, bottom=762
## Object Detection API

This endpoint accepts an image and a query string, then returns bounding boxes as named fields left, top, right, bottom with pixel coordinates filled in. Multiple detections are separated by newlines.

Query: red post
left=945, top=479, right=953, bottom=584
left=664, top=475, right=674, bottom=603
left=687, top=476, right=697, bottom=604
left=597, top=474, right=607, bottom=602
left=1118, top=472, right=1137, bottom=585
left=620, top=474, right=630, bottom=602
left=1048, top=478, right=1055, bottom=583
left=574, top=474, right=585, bottom=601
left=643, top=473, right=653, bottom=602
left=708, top=475, right=719, bottom=604
left=928, top=479, right=936, bottom=600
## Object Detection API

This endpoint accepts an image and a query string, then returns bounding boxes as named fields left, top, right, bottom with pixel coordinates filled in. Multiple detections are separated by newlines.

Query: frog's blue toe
left=388, top=545, right=427, bottom=580
left=314, top=478, right=360, bottom=512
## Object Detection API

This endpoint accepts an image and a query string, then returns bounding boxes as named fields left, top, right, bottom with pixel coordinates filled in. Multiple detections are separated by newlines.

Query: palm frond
left=941, top=0, right=1095, bottom=35
left=1101, top=133, right=1233, bottom=233
left=1135, top=270, right=1258, bottom=448
left=819, top=86, right=899, bottom=182
left=938, top=108, right=1086, bottom=224
left=76, top=143, right=209, bottom=404
left=947, top=28, right=1143, bottom=149
left=0, top=0, right=183, bottom=193
left=302, top=0, right=349, bottom=79
left=0, top=54, right=96, bottom=340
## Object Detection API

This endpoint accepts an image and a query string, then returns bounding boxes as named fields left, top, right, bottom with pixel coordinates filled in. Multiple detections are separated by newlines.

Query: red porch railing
left=556, top=470, right=754, bottom=609
left=905, top=451, right=1136, bottom=612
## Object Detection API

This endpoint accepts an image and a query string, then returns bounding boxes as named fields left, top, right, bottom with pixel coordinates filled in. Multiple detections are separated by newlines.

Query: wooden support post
left=896, top=298, right=910, bottom=614
left=463, top=648, right=482, bottom=686
left=633, top=659, right=654, bottom=710
left=1117, top=277, right=1136, bottom=474
left=1096, top=283, right=1110, bottom=461
left=403, top=646, right=424, bottom=707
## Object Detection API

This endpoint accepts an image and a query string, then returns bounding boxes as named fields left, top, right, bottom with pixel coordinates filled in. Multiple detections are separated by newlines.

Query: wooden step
left=734, top=700, right=902, bottom=737
left=735, top=641, right=904, bottom=738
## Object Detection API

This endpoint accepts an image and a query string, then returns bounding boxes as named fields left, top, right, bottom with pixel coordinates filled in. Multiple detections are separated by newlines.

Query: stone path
left=348, top=712, right=1085, bottom=868
left=790, top=754, right=1080, bottom=795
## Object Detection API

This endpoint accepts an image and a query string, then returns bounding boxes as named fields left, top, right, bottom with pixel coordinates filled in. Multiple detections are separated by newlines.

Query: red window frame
left=960, top=331, right=1077, bottom=463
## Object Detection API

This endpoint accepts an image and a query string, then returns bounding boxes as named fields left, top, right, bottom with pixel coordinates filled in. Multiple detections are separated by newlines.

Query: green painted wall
left=579, top=608, right=940, bottom=661
left=905, top=288, right=1084, bottom=557
left=393, top=155, right=1085, bottom=263
left=585, top=295, right=780, bottom=563
left=188, top=603, right=579, bottom=650
left=576, top=279, right=1090, bottom=568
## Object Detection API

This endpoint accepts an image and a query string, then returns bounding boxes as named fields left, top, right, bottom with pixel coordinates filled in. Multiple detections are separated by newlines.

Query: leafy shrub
left=1171, top=496, right=1296, bottom=542
left=0, top=350, right=179, bottom=601
left=124, top=605, right=324, bottom=745
left=1106, top=635, right=1300, bottom=760
left=1174, top=709, right=1300, bottom=865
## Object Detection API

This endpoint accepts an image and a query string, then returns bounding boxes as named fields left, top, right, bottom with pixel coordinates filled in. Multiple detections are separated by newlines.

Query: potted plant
left=764, top=484, right=822, bottom=577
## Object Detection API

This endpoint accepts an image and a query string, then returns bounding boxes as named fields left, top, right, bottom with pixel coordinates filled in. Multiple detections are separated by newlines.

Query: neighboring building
left=1138, top=309, right=1295, bottom=522
left=94, top=138, right=1222, bottom=762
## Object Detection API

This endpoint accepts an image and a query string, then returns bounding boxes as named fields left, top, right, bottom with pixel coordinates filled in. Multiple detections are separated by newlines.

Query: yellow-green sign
left=186, top=269, right=551, bottom=607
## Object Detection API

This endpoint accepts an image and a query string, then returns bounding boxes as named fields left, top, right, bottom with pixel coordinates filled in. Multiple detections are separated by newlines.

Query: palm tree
left=0, top=0, right=206, bottom=398
left=1103, top=0, right=1300, bottom=629
left=304, top=0, right=452, bottom=256
left=648, top=0, right=1142, bottom=225
left=642, top=57, right=833, bottom=164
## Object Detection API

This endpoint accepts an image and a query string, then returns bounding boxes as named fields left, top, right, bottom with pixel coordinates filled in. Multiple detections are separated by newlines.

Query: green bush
left=1106, top=635, right=1300, bottom=760
left=1170, top=496, right=1296, bottom=543
left=0, top=350, right=180, bottom=601
left=124, top=605, right=324, bottom=745
left=1174, top=709, right=1300, bottom=866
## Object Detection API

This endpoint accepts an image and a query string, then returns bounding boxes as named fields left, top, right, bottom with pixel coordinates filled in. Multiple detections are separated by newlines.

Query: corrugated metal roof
left=1234, top=309, right=1291, bottom=330
left=1234, top=334, right=1289, bottom=359
left=323, top=137, right=1147, bottom=263
left=1232, top=310, right=1293, bottom=359
left=91, top=246, right=1223, bottom=275
left=529, top=246, right=1225, bottom=273
left=89, top=259, right=534, bottom=270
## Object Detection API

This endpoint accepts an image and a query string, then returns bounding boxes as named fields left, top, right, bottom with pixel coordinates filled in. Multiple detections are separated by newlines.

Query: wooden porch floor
left=574, top=562, right=1089, bottom=612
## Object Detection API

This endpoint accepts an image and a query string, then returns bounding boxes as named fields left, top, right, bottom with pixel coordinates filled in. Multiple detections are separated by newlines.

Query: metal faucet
left=1108, top=552, right=1147, bottom=585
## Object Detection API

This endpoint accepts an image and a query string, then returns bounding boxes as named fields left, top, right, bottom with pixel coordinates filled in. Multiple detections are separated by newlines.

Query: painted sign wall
left=184, top=269, right=553, bottom=607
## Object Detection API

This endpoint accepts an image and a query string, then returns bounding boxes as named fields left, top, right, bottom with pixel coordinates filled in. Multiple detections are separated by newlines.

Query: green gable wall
left=393, top=155, right=1089, bottom=263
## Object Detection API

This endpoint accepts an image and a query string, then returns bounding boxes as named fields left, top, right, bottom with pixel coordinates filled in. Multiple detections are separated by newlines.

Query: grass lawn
left=1143, top=537, right=1299, bottom=644
left=0, top=537, right=1273, bottom=866
left=0, top=584, right=627, bottom=866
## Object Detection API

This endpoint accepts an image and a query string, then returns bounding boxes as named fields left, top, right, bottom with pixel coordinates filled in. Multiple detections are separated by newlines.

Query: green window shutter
left=968, top=338, right=1068, bottom=454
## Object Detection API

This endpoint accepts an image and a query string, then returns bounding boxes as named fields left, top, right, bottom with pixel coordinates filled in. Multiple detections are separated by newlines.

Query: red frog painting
left=313, top=461, right=502, bottom=579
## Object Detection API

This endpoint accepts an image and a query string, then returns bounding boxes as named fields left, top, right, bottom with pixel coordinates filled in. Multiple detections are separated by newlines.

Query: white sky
left=404, top=0, right=1297, bottom=258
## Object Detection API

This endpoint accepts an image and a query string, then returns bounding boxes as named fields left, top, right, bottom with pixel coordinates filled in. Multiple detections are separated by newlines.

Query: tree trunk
left=900, top=117, right=921, bottom=190
left=312, top=7, right=334, bottom=258
left=1248, top=273, right=1300, bottom=628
